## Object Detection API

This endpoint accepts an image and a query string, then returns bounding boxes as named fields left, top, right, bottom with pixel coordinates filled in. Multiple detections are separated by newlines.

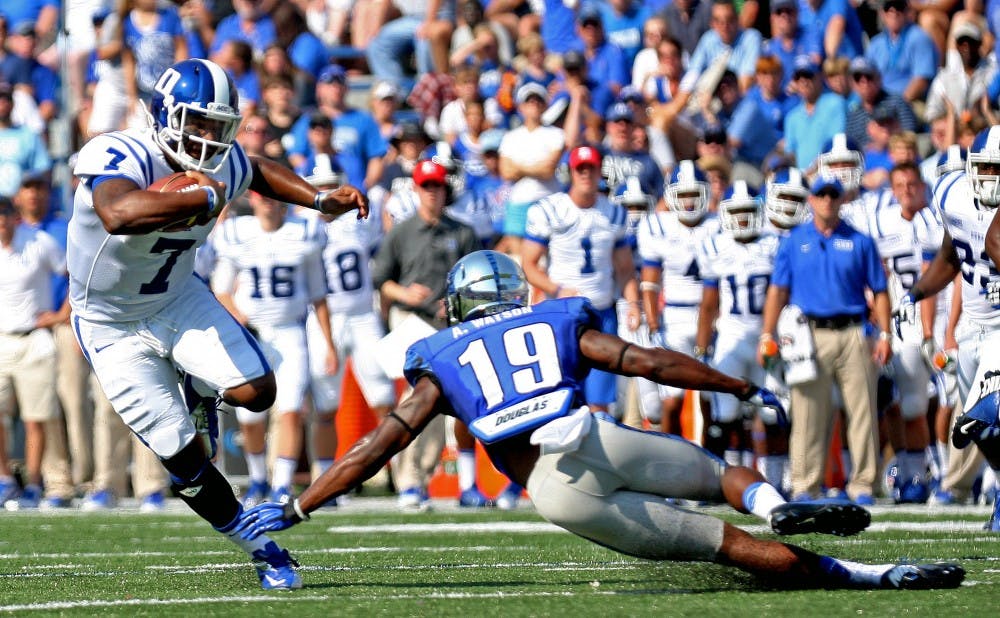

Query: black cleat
left=880, top=562, right=965, bottom=589
left=769, top=500, right=871, bottom=537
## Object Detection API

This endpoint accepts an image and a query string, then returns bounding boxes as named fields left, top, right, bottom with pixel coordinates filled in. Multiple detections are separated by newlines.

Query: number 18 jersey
left=69, top=127, right=253, bottom=323
left=404, top=298, right=599, bottom=445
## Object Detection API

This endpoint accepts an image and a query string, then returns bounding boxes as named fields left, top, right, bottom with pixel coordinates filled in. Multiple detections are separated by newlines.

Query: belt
left=807, top=314, right=863, bottom=330
left=1, top=329, right=36, bottom=337
left=664, top=302, right=699, bottom=308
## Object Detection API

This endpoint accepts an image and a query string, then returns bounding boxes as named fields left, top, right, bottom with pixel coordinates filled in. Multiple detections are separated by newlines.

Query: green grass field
left=1, top=499, right=997, bottom=616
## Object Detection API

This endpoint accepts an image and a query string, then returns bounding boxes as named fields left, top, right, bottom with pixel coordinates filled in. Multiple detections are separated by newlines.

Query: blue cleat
left=0, top=479, right=19, bottom=505
left=985, top=496, right=1000, bottom=532
left=269, top=486, right=293, bottom=505
left=496, top=483, right=523, bottom=510
left=81, top=489, right=115, bottom=511
left=880, top=562, right=965, bottom=589
left=13, top=485, right=41, bottom=510
left=242, top=481, right=270, bottom=509
left=251, top=541, right=302, bottom=590
left=853, top=494, right=876, bottom=506
left=140, top=491, right=166, bottom=513
left=458, top=487, right=494, bottom=508
left=928, top=488, right=956, bottom=506
left=41, top=496, right=72, bottom=510
left=769, top=500, right=871, bottom=536
left=397, top=487, right=429, bottom=511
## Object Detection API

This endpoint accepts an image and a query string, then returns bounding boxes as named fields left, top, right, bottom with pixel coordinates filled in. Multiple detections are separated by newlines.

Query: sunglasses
left=418, top=181, right=446, bottom=189
left=814, top=189, right=841, bottom=199
left=853, top=73, right=876, bottom=82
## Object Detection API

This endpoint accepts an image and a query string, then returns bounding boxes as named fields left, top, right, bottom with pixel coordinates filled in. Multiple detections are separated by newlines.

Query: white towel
left=777, top=304, right=818, bottom=385
left=530, top=407, right=592, bottom=455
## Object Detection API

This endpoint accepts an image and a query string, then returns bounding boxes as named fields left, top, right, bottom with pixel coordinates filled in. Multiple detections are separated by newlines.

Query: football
left=150, top=172, right=204, bottom=231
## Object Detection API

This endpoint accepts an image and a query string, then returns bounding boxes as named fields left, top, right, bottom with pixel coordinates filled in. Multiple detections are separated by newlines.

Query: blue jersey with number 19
left=68, top=127, right=253, bottom=322
left=404, top=297, right=600, bottom=445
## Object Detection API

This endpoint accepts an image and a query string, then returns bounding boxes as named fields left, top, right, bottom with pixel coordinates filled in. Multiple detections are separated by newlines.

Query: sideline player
left=238, top=251, right=963, bottom=590
left=67, top=58, right=366, bottom=589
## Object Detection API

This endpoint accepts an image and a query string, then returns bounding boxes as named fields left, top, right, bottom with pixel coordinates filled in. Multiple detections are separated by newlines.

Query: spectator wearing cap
left=208, top=0, right=276, bottom=58
left=292, top=112, right=343, bottom=182
left=4, top=20, right=58, bottom=123
left=0, top=83, right=50, bottom=198
left=599, top=0, right=654, bottom=70
left=617, top=84, right=677, bottom=177
left=782, top=57, right=847, bottom=170
left=656, top=0, right=713, bottom=57
left=600, top=102, right=664, bottom=198
left=366, top=0, right=456, bottom=83
left=574, top=6, right=629, bottom=100
left=761, top=175, right=892, bottom=504
left=927, top=22, right=997, bottom=123
left=369, top=79, right=402, bottom=142
left=860, top=104, right=902, bottom=190
left=497, top=82, right=565, bottom=251
left=746, top=56, right=800, bottom=140
left=798, top=0, right=865, bottom=61
left=522, top=145, right=640, bottom=413
left=376, top=120, right=431, bottom=231
left=761, top=0, right=821, bottom=89
left=865, top=0, right=938, bottom=103
left=0, top=190, right=67, bottom=509
left=371, top=158, right=479, bottom=510
left=287, top=64, right=388, bottom=191
left=845, top=57, right=917, bottom=148
left=681, top=0, right=763, bottom=96
left=555, top=49, right=615, bottom=126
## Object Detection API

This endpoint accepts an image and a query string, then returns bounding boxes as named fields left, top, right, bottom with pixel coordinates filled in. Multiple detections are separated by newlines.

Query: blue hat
left=606, top=102, right=633, bottom=122
left=619, top=85, right=644, bottom=104
left=792, top=55, right=819, bottom=78
left=577, top=5, right=602, bottom=25
left=810, top=175, right=844, bottom=197
left=318, top=64, right=347, bottom=84
left=849, top=56, right=879, bottom=77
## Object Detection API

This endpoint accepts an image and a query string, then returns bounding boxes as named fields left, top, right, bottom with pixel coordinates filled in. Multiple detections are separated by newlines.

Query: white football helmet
left=935, top=144, right=966, bottom=179
left=765, top=167, right=809, bottom=229
left=968, top=126, right=1000, bottom=207
left=816, top=133, right=864, bottom=194
left=665, top=160, right=709, bottom=225
left=719, top=180, right=763, bottom=240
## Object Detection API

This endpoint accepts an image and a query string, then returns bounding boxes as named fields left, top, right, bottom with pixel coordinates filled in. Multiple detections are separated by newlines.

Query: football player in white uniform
left=898, top=126, right=1000, bottom=530
left=639, top=160, right=721, bottom=435
left=67, top=59, right=366, bottom=589
left=866, top=162, right=943, bottom=503
left=303, top=172, right=397, bottom=501
left=816, top=134, right=869, bottom=233
left=763, top=167, right=810, bottom=236
left=213, top=191, right=336, bottom=508
left=697, top=183, right=785, bottom=486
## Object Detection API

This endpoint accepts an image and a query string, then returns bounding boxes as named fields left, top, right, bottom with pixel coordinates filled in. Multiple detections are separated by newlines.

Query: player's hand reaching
left=315, top=185, right=369, bottom=219
left=892, top=293, right=917, bottom=339
left=236, top=500, right=307, bottom=540
left=738, top=382, right=788, bottom=427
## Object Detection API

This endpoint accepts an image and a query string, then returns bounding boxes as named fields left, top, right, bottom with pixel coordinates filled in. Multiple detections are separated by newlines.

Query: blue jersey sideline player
left=239, top=251, right=963, bottom=590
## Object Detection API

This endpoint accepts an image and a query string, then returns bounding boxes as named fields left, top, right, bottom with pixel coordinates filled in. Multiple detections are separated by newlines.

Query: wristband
left=291, top=497, right=310, bottom=522
left=758, top=333, right=774, bottom=342
left=202, top=187, right=220, bottom=215
left=313, top=190, right=329, bottom=212
left=878, top=330, right=891, bottom=341
left=639, top=281, right=661, bottom=293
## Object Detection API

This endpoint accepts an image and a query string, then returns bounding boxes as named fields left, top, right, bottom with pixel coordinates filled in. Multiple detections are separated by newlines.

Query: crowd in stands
left=3, top=0, right=1000, bottom=511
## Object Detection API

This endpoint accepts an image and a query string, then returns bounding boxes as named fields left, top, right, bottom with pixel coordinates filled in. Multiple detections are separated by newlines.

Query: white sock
left=272, top=457, right=297, bottom=491
left=724, top=449, right=741, bottom=467
left=246, top=451, right=268, bottom=483
left=743, top=481, right=786, bottom=521
left=935, top=441, right=950, bottom=480
left=457, top=449, right=476, bottom=491
left=819, top=556, right=895, bottom=587
left=757, top=455, right=787, bottom=491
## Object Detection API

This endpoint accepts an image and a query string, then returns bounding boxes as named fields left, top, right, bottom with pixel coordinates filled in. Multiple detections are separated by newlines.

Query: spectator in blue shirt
left=761, top=0, right=821, bottom=89
left=745, top=56, right=799, bottom=140
left=844, top=57, right=917, bottom=149
left=712, top=70, right=779, bottom=175
left=600, top=102, right=664, bottom=197
left=4, top=21, right=58, bottom=122
left=575, top=6, right=629, bottom=99
left=865, top=0, right=938, bottom=103
left=683, top=0, right=763, bottom=93
left=599, top=0, right=653, bottom=70
left=761, top=175, right=891, bottom=505
left=0, top=0, right=57, bottom=44
left=209, top=0, right=277, bottom=58
left=540, top=0, right=579, bottom=54
left=799, top=0, right=865, bottom=61
left=782, top=57, right=847, bottom=170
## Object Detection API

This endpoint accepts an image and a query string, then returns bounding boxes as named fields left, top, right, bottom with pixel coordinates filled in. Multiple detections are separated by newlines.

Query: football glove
left=987, top=279, right=1000, bottom=308
left=235, top=500, right=308, bottom=541
left=738, top=382, right=788, bottom=427
left=892, top=293, right=916, bottom=340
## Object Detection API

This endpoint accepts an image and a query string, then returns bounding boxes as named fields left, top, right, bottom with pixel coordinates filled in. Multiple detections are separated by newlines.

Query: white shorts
left=890, top=340, right=931, bottom=420
left=0, top=329, right=58, bottom=422
left=658, top=305, right=699, bottom=399
left=73, top=277, right=270, bottom=458
left=235, top=323, right=310, bottom=424
left=710, top=331, right=765, bottom=424
left=307, top=309, right=396, bottom=412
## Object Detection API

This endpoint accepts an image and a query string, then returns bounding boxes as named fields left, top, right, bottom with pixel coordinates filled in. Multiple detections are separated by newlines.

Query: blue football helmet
left=719, top=180, right=762, bottom=240
left=968, top=127, right=1000, bottom=206
left=149, top=59, right=242, bottom=173
left=765, top=166, right=809, bottom=229
left=665, top=160, right=709, bottom=224
left=446, top=250, right=529, bottom=324
left=817, top=133, right=864, bottom=193
left=422, top=140, right=466, bottom=197
left=936, top=144, right=966, bottom=178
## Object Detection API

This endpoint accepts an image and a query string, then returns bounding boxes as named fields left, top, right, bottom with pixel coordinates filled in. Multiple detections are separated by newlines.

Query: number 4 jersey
left=68, top=127, right=253, bottom=322
left=404, top=298, right=599, bottom=446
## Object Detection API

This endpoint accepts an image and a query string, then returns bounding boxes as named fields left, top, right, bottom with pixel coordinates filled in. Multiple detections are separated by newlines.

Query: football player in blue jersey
left=238, top=250, right=963, bottom=590
left=67, top=58, right=367, bottom=590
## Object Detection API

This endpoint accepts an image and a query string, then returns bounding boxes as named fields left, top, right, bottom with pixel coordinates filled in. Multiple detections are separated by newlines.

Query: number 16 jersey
left=68, top=127, right=253, bottom=322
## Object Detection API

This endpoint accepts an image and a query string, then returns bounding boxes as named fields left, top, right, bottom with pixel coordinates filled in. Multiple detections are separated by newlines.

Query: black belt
left=807, top=314, right=863, bottom=330
left=2, top=329, right=35, bottom=337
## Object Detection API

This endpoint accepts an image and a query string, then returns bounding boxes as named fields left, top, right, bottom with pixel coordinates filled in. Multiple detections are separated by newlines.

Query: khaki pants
left=387, top=307, right=446, bottom=493
left=790, top=325, right=878, bottom=499
left=41, top=323, right=93, bottom=498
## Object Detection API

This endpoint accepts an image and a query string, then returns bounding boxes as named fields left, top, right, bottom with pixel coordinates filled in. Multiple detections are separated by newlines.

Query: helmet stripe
left=199, top=59, right=231, bottom=107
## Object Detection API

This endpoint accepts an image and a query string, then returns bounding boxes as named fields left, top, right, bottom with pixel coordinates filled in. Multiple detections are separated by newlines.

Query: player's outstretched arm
left=910, top=231, right=963, bottom=301
left=235, top=377, right=443, bottom=540
left=248, top=156, right=369, bottom=219
left=92, top=175, right=224, bottom=234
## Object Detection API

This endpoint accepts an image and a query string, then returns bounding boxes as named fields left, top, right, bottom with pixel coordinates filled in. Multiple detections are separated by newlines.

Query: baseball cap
left=393, top=120, right=428, bottom=144
left=577, top=5, right=602, bottom=26
left=20, top=170, right=48, bottom=186
left=569, top=145, right=601, bottom=170
left=882, top=0, right=907, bottom=11
left=849, top=56, right=880, bottom=77
left=413, top=159, right=448, bottom=186
left=619, top=85, right=644, bottom=104
left=308, top=111, right=332, bottom=129
left=12, top=21, right=35, bottom=37
left=318, top=64, right=347, bottom=84
left=605, top=102, right=633, bottom=123
left=954, top=22, right=983, bottom=42
left=701, top=125, right=728, bottom=145
left=771, top=0, right=797, bottom=11
left=562, top=50, right=586, bottom=72
left=372, top=80, right=400, bottom=100
left=792, top=55, right=819, bottom=79
left=810, top=175, right=844, bottom=197
left=516, top=82, right=548, bottom=105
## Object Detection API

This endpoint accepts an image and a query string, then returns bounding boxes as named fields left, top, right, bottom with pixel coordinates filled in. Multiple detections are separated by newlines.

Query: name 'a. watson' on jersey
left=68, top=127, right=253, bottom=323
left=403, top=298, right=600, bottom=447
